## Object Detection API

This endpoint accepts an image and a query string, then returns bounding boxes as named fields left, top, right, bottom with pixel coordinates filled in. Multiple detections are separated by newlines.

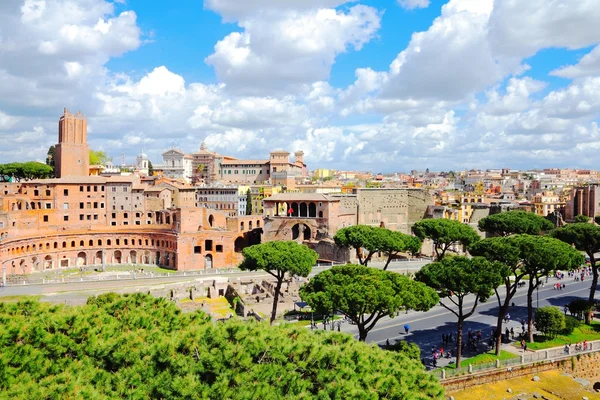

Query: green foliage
left=568, top=299, right=592, bottom=321
left=378, top=230, right=422, bottom=269
left=0, top=162, right=54, bottom=182
left=415, top=256, right=506, bottom=365
left=46, top=145, right=55, bottom=168
left=300, top=265, right=438, bottom=341
left=240, top=241, right=318, bottom=323
left=89, top=150, right=110, bottom=165
left=411, top=219, right=480, bottom=260
left=595, top=215, right=600, bottom=225
left=534, top=306, right=565, bottom=339
left=575, top=214, right=591, bottom=223
left=416, top=256, right=505, bottom=303
left=471, top=234, right=584, bottom=343
left=245, top=189, right=253, bottom=216
left=386, top=340, right=421, bottom=361
left=148, top=160, right=154, bottom=176
left=478, top=210, right=554, bottom=237
left=334, top=225, right=381, bottom=265
left=0, top=293, right=444, bottom=399
left=550, top=222, right=600, bottom=322
left=563, top=316, right=581, bottom=335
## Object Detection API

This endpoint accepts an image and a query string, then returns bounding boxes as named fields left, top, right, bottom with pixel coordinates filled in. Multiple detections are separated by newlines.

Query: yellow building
left=532, top=191, right=564, bottom=216
left=314, top=169, right=335, bottom=179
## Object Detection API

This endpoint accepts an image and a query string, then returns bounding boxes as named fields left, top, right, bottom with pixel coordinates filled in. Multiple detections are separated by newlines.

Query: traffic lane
left=343, top=278, right=595, bottom=344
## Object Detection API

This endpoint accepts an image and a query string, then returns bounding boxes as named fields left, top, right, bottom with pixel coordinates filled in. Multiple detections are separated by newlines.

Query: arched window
left=71, top=241, right=75, bottom=247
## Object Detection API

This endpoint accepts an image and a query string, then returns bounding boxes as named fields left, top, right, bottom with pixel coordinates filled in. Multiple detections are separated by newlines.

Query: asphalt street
left=340, top=276, right=596, bottom=367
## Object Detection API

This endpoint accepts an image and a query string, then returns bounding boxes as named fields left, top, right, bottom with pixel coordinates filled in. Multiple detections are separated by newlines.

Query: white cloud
left=550, top=45, right=600, bottom=79
left=205, top=5, right=381, bottom=95
left=380, top=0, right=509, bottom=102
left=204, top=0, right=351, bottom=21
left=397, top=0, right=430, bottom=10
left=488, top=0, right=600, bottom=58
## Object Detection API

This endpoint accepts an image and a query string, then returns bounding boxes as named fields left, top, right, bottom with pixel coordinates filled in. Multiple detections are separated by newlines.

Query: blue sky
left=1, top=0, right=600, bottom=172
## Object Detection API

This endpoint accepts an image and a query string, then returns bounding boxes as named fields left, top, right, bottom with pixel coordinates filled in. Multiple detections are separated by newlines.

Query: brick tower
left=55, top=108, right=89, bottom=178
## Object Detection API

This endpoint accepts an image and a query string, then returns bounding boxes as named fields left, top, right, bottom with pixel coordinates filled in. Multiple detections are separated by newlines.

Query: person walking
left=404, top=323, right=410, bottom=334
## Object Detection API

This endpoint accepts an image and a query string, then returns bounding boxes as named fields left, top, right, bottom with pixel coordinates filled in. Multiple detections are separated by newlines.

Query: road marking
left=366, top=284, right=591, bottom=335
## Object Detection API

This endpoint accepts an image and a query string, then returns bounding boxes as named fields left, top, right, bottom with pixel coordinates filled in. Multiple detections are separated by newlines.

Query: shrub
left=386, top=340, right=421, bottom=361
left=568, top=299, right=592, bottom=321
left=563, top=316, right=582, bottom=335
left=534, top=306, right=565, bottom=339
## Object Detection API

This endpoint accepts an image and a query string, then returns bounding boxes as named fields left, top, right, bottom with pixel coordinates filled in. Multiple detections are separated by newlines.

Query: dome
left=138, top=151, right=148, bottom=159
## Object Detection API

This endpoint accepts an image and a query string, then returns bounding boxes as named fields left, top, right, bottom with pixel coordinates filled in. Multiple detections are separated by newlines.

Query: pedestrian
left=404, top=323, right=410, bottom=334
left=386, top=339, right=390, bottom=347
left=564, top=305, right=568, bottom=315
left=510, top=327, right=515, bottom=340
left=564, top=344, right=569, bottom=355
left=442, top=333, right=446, bottom=344
left=521, top=339, right=526, bottom=352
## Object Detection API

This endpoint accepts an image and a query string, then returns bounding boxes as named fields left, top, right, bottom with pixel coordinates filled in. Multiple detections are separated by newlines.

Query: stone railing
left=435, top=339, right=600, bottom=389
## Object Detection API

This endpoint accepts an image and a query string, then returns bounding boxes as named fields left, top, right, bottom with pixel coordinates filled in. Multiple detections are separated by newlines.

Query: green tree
left=379, top=230, right=422, bottom=270
left=551, top=223, right=600, bottom=323
left=148, top=160, right=154, bottom=176
left=0, top=293, right=444, bottom=399
left=89, top=150, right=110, bottom=165
left=240, top=241, right=318, bottom=324
left=411, top=219, right=480, bottom=260
left=478, top=210, right=554, bottom=237
left=245, top=189, right=253, bottom=216
left=45, top=145, right=55, bottom=168
left=300, top=265, right=438, bottom=341
left=0, top=162, right=54, bottom=181
left=534, top=306, right=565, bottom=339
left=471, top=235, right=583, bottom=344
left=574, top=214, right=591, bottom=223
left=333, top=225, right=381, bottom=265
left=415, top=256, right=506, bottom=366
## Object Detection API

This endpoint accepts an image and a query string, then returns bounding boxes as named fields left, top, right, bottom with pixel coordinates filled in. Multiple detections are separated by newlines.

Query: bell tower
left=55, top=108, right=89, bottom=178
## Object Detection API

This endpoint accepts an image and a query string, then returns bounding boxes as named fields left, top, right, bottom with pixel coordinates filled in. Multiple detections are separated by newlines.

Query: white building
left=156, top=148, right=193, bottom=183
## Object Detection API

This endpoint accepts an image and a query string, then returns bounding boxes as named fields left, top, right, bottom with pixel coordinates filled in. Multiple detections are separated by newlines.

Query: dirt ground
left=451, top=370, right=600, bottom=400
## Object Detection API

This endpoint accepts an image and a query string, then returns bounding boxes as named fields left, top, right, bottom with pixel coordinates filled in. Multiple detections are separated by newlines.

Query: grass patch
left=0, top=295, right=41, bottom=302
left=444, top=350, right=519, bottom=369
left=293, top=315, right=343, bottom=327
left=203, top=297, right=233, bottom=319
left=517, top=323, right=600, bottom=350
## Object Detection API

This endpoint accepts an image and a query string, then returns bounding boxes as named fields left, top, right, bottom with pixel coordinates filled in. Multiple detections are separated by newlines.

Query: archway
left=156, top=251, right=161, bottom=265
left=291, top=223, right=311, bottom=241
left=76, top=252, right=87, bottom=267
left=43, top=255, right=53, bottom=270
left=208, top=215, right=214, bottom=227
left=130, top=250, right=137, bottom=264
left=309, top=203, right=317, bottom=218
left=234, top=237, right=246, bottom=253
left=300, top=203, right=308, bottom=217
left=291, top=203, right=299, bottom=217
left=205, top=254, right=213, bottom=269
left=19, top=259, right=25, bottom=274
left=144, top=251, right=151, bottom=264
left=31, top=257, right=38, bottom=272
left=95, top=251, right=103, bottom=265
left=114, top=250, right=122, bottom=264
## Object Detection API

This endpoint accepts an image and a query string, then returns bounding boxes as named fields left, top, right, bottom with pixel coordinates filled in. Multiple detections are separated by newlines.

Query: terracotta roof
left=28, top=176, right=108, bottom=184
left=221, top=159, right=269, bottom=165
left=144, top=187, right=170, bottom=193
left=264, top=193, right=339, bottom=202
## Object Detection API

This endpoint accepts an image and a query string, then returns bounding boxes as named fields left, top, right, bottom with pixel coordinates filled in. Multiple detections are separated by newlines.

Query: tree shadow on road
left=388, top=320, right=505, bottom=370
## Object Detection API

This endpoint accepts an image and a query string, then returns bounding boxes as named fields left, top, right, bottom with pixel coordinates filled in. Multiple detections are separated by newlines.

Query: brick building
left=0, top=109, right=261, bottom=276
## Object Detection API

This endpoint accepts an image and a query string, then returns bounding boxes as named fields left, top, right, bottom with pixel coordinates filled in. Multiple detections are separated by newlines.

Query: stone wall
left=355, top=188, right=433, bottom=234
left=443, top=352, right=600, bottom=393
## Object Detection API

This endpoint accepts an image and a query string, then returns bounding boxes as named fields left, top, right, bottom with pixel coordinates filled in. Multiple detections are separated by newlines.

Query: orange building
left=0, top=109, right=261, bottom=276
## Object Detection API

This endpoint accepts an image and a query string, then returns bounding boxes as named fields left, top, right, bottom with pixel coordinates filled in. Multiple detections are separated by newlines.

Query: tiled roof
left=263, top=193, right=339, bottom=202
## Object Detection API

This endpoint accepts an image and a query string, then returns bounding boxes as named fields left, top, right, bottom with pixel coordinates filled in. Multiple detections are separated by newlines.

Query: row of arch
left=7, top=235, right=177, bottom=257
left=273, top=202, right=323, bottom=218
left=239, top=219, right=261, bottom=231
left=8, top=249, right=178, bottom=274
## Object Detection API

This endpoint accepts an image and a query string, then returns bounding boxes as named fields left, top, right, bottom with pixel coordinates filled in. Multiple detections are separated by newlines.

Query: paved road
left=341, top=277, right=596, bottom=368
left=0, top=260, right=431, bottom=298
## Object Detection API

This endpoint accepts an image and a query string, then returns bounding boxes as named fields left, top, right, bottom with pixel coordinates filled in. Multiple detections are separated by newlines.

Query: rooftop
left=264, top=193, right=339, bottom=202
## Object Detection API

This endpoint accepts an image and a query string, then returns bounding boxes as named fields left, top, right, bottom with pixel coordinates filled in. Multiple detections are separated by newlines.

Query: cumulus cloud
left=205, top=4, right=381, bottom=95
left=550, top=45, right=600, bottom=79
left=397, top=0, right=430, bottom=10
left=4, top=0, right=600, bottom=172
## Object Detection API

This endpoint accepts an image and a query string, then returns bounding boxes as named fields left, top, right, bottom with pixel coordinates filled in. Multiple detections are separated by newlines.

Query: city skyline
left=1, top=0, right=600, bottom=172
